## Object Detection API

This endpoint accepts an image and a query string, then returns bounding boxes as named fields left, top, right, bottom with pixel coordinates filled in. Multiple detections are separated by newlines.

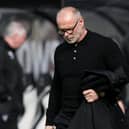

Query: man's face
left=57, top=18, right=83, bottom=44
left=7, top=34, right=26, bottom=49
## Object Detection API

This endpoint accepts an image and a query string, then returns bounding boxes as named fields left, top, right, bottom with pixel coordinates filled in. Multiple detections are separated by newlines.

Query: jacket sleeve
left=0, top=48, right=6, bottom=97
left=101, top=39, right=129, bottom=99
left=95, top=67, right=128, bottom=99
left=81, top=67, right=128, bottom=99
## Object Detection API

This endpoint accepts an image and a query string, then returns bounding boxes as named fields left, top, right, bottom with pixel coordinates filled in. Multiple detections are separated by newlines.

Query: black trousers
left=55, top=124, right=67, bottom=129
left=54, top=102, right=129, bottom=129
left=54, top=111, right=71, bottom=129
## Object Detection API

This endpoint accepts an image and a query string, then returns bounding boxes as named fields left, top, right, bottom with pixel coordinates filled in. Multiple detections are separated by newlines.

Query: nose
left=64, top=31, right=69, bottom=37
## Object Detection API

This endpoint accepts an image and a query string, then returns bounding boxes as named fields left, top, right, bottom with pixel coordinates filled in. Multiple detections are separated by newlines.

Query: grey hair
left=4, top=21, right=28, bottom=37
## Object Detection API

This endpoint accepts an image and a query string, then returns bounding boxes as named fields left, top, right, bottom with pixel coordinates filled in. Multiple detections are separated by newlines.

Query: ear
left=79, top=18, right=84, bottom=25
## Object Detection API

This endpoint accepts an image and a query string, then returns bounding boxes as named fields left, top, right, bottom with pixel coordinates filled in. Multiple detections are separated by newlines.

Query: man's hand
left=45, top=125, right=56, bottom=129
left=117, top=100, right=125, bottom=114
left=82, top=89, right=99, bottom=103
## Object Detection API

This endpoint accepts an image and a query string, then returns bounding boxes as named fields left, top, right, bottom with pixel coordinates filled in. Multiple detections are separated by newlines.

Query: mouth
left=66, top=36, right=73, bottom=40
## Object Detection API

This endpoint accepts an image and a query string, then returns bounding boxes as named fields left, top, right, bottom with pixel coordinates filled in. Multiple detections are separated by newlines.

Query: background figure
left=17, top=17, right=60, bottom=129
left=0, top=16, right=30, bottom=129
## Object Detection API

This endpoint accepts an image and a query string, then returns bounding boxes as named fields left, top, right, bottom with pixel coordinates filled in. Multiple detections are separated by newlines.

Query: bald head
left=56, top=6, right=87, bottom=44
left=56, top=6, right=81, bottom=26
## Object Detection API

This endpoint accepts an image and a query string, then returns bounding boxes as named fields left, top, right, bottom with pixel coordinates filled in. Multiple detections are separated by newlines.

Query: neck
left=77, top=29, right=88, bottom=43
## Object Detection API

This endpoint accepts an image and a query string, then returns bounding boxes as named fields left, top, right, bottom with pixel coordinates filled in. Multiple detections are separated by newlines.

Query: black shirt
left=46, top=31, right=127, bottom=125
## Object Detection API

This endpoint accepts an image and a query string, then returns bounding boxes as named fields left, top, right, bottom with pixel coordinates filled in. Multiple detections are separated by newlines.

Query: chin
left=66, top=39, right=76, bottom=44
left=12, top=45, right=21, bottom=49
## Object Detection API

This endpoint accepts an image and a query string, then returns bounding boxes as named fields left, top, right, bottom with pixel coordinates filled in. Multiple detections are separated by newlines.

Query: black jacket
left=0, top=37, right=25, bottom=115
left=68, top=69, right=129, bottom=129
left=81, top=67, right=128, bottom=102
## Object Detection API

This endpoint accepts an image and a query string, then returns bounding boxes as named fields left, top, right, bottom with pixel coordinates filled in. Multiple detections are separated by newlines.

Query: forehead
left=57, top=13, right=77, bottom=29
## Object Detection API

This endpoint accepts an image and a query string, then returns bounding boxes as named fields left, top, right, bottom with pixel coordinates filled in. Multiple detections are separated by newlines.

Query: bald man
left=45, top=6, right=128, bottom=129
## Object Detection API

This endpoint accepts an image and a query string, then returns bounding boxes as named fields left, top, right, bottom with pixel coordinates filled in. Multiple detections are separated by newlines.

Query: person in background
left=45, top=6, right=129, bottom=129
left=16, top=18, right=60, bottom=129
left=0, top=17, right=29, bottom=129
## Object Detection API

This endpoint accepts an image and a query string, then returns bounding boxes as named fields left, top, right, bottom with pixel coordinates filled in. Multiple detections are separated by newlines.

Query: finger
left=87, top=99, right=95, bottom=103
left=82, top=89, right=93, bottom=95
left=85, top=94, right=99, bottom=102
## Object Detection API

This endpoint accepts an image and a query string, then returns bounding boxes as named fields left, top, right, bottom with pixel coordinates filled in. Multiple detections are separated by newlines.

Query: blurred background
left=0, top=0, right=129, bottom=129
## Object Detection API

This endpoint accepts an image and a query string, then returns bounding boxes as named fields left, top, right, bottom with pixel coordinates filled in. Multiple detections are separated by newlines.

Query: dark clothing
left=67, top=70, right=129, bottom=129
left=81, top=69, right=127, bottom=101
left=68, top=101, right=129, bottom=129
left=0, top=113, right=18, bottom=129
left=0, top=37, right=24, bottom=129
left=46, top=31, right=128, bottom=128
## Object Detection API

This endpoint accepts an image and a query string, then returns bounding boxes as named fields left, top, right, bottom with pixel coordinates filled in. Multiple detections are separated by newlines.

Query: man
left=45, top=6, right=128, bottom=129
left=0, top=17, right=29, bottom=129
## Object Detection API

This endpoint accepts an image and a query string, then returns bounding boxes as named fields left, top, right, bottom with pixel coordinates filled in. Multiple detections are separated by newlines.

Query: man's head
left=56, top=6, right=87, bottom=44
left=3, top=19, right=29, bottom=49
